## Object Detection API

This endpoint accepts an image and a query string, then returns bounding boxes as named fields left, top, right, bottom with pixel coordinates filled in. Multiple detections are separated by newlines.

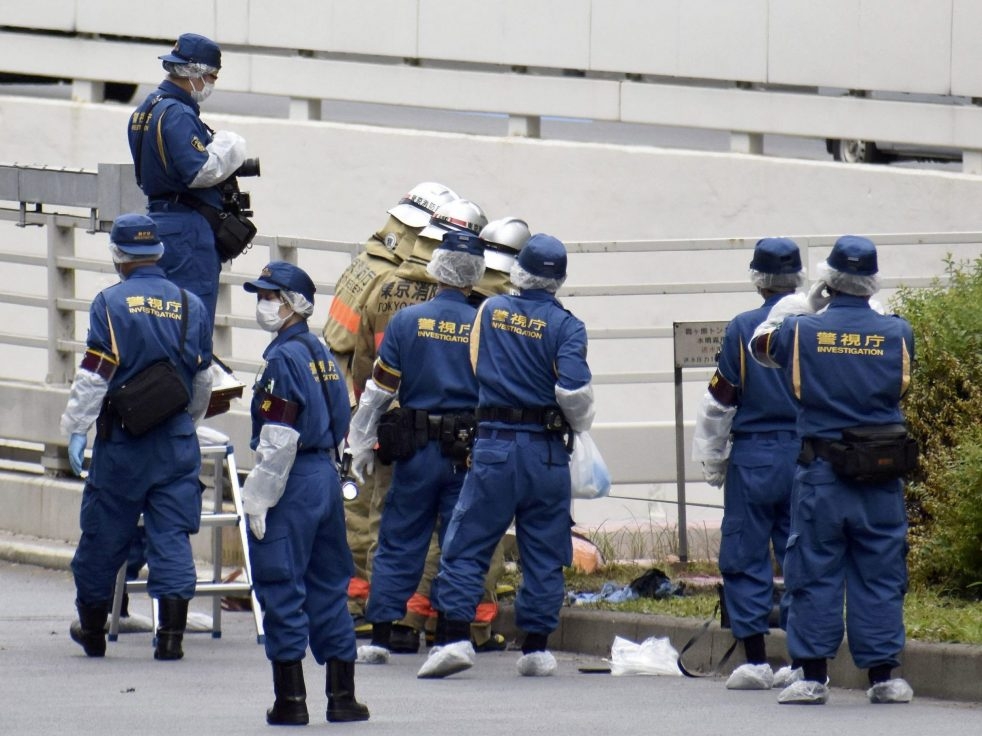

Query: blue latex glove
left=68, top=433, right=87, bottom=477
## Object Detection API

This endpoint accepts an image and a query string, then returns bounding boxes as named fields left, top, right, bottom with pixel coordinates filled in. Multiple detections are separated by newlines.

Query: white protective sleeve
left=60, top=368, right=109, bottom=436
left=556, top=383, right=596, bottom=432
left=691, top=392, right=736, bottom=462
left=187, top=369, right=213, bottom=423
left=348, top=378, right=395, bottom=456
left=241, top=423, right=300, bottom=517
left=749, top=293, right=813, bottom=368
left=190, top=130, right=247, bottom=188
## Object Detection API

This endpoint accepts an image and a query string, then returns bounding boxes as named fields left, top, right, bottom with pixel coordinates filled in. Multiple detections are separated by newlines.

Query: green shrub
left=893, top=256, right=982, bottom=595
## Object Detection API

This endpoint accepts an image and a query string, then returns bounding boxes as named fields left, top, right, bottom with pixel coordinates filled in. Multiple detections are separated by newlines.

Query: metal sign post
left=672, top=321, right=727, bottom=563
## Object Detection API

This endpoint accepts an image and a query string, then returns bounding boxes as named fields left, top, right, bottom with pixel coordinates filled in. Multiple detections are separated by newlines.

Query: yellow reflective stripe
left=901, top=337, right=911, bottom=396
left=470, top=301, right=487, bottom=373
left=155, top=107, right=169, bottom=175
left=739, top=339, right=746, bottom=387
left=105, top=307, right=119, bottom=363
left=791, top=323, right=801, bottom=399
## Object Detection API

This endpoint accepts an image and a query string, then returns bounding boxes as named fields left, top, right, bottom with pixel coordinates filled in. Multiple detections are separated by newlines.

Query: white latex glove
left=806, top=280, right=832, bottom=313
left=350, top=448, right=375, bottom=485
left=702, top=460, right=727, bottom=488
left=248, top=511, right=266, bottom=540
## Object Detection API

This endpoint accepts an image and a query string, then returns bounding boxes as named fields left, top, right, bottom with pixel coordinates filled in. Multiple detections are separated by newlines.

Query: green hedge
left=893, top=256, right=982, bottom=596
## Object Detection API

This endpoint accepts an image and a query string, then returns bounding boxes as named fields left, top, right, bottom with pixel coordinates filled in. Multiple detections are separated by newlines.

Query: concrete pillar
left=730, top=131, right=763, bottom=155
left=508, top=115, right=541, bottom=138
left=961, top=150, right=982, bottom=176
left=71, top=80, right=105, bottom=104
left=289, top=98, right=321, bottom=121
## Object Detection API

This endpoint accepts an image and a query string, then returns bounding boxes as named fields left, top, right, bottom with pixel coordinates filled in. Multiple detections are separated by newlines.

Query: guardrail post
left=44, top=216, right=77, bottom=476
left=289, top=98, right=321, bottom=121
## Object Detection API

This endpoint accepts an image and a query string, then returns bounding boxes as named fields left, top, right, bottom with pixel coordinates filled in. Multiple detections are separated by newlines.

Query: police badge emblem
left=191, top=136, right=206, bottom=153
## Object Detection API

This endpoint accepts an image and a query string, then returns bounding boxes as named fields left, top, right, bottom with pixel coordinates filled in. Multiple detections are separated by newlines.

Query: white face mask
left=256, top=299, right=288, bottom=332
left=189, top=77, right=214, bottom=103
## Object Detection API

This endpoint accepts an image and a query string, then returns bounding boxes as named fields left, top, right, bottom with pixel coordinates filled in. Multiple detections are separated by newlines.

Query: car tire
left=828, top=139, right=884, bottom=164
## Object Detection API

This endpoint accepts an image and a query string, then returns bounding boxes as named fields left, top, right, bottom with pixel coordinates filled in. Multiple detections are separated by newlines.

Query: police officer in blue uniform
left=128, top=32, right=248, bottom=330
left=419, top=234, right=595, bottom=679
left=241, top=262, right=369, bottom=725
left=61, top=213, right=213, bottom=660
left=750, top=235, right=916, bottom=705
left=346, top=232, right=486, bottom=664
left=693, top=238, right=805, bottom=690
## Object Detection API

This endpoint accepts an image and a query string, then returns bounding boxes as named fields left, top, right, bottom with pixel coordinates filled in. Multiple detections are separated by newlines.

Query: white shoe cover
left=772, top=665, right=803, bottom=689
left=416, top=640, right=475, bottom=679
left=516, top=650, right=557, bottom=677
left=726, top=663, right=774, bottom=690
left=356, top=644, right=390, bottom=665
left=868, top=678, right=914, bottom=704
left=778, top=680, right=829, bottom=705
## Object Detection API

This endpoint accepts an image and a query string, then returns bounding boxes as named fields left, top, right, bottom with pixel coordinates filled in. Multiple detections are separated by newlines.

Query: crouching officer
left=346, top=231, right=486, bottom=663
left=749, top=236, right=916, bottom=706
left=61, top=213, right=213, bottom=660
left=242, top=262, right=369, bottom=725
left=420, top=234, right=595, bottom=679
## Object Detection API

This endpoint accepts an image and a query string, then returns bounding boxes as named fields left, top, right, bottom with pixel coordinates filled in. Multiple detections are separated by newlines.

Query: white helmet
left=418, top=198, right=488, bottom=242
left=387, top=182, right=459, bottom=228
left=479, top=217, right=531, bottom=273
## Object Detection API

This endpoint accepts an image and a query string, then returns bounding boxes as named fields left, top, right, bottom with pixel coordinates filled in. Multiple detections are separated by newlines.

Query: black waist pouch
left=376, top=407, right=417, bottom=465
left=824, top=424, right=919, bottom=482
left=108, top=361, right=190, bottom=436
left=212, top=210, right=257, bottom=262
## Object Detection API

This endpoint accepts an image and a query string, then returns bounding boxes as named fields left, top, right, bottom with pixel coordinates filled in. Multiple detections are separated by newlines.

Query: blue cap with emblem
left=828, top=235, right=878, bottom=275
left=518, top=233, right=567, bottom=279
left=110, top=213, right=165, bottom=256
left=750, top=237, right=802, bottom=274
left=159, top=33, right=222, bottom=70
left=438, top=231, right=485, bottom=257
left=243, top=261, right=316, bottom=303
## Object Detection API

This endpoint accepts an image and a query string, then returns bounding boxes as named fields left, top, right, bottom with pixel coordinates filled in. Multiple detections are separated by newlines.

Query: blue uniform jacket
left=718, top=294, right=798, bottom=433
left=471, top=289, right=591, bottom=415
left=764, top=295, right=914, bottom=439
left=127, top=80, right=223, bottom=210
left=375, top=289, right=478, bottom=411
left=250, top=322, right=350, bottom=452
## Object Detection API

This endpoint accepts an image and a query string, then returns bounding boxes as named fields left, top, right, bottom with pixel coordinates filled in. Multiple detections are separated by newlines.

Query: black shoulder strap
left=676, top=599, right=739, bottom=678
left=291, top=333, right=341, bottom=463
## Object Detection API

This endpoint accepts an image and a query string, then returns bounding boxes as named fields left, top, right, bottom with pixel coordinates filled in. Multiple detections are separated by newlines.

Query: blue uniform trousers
left=147, top=207, right=220, bottom=330
left=248, top=453, right=356, bottom=663
left=719, top=432, right=796, bottom=639
left=783, top=459, right=908, bottom=669
left=71, top=422, right=202, bottom=604
left=366, top=443, right=463, bottom=624
left=435, top=430, right=572, bottom=634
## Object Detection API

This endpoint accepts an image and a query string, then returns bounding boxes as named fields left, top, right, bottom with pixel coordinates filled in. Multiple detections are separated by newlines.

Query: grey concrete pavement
left=1, top=532, right=979, bottom=736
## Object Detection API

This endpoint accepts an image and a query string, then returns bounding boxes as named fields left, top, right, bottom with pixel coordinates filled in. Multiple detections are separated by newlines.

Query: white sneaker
left=356, top=644, right=390, bottom=665
left=726, top=663, right=774, bottom=690
left=516, top=650, right=557, bottom=677
left=772, top=665, right=803, bottom=689
left=416, top=640, right=475, bottom=679
left=867, top=678, right=914, bottom=704
left=777, top=680, right=830, bottom=705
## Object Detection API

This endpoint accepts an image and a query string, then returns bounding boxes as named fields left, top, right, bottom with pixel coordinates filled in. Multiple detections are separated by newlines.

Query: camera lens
left=236, top=158, right=261, bottom=177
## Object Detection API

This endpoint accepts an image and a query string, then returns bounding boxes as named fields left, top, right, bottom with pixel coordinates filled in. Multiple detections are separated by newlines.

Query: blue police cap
left=110, top=213, right=164, bottom=256
left=518, top=234, right=567, bottom=279
left=749, top=237, right=802, bottom=274
left=159, top=33, right=222, bottom=70
left=439, top=231, right=485, bottom=258
left=828, top=235, right=878, bottom=276
left=243, top=262, right=316, bottom=303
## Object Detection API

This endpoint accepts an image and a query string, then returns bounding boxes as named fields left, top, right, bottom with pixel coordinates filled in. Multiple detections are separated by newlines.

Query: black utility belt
left=376, top=407, right=475, bottom=466
left=799, top=424, right=919, bottom=483
left=476, top=406, right=568, bottom=432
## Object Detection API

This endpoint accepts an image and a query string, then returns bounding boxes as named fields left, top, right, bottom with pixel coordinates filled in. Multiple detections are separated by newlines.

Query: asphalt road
left=1, top=560, right=978, bottom=735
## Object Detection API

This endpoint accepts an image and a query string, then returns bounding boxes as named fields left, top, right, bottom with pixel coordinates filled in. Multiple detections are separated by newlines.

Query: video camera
left=221, top=157, right=261, bottom=217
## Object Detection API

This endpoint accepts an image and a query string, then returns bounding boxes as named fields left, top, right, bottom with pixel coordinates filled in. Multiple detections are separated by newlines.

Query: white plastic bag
left=609, top=635, right=682, bottom=677
left=570, top=431, right=611, bottom=499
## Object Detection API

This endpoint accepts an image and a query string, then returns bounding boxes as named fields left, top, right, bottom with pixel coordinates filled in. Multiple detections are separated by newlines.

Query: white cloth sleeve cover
left=60, top=368, right=109, bottom=436
left=691, top=392, right=736, bottom=462
left=241, top=423, right=299, bottom=516
left=348, top=378, right=395, bottom=456
left=749, top=292, right=814, bottom=368
left=188, top=369, right=213, bottom=423
left=555, top=383, right=595, bottom=432
left=190, top=130, right=247, bottom=188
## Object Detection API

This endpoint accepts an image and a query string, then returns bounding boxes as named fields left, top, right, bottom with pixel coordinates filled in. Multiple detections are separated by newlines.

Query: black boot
left=154, top=597, right=189, bottom=661
left=389, top=624, right=420, bottom=654
left=70, top=599, right=110, bottom=657
left=326, top=659, right=370, bottom=723
left=267, top=660, right=309, bottom=726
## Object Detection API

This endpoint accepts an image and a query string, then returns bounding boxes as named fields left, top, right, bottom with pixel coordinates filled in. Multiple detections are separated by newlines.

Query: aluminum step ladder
left=107, top=442, right=264, bottom=644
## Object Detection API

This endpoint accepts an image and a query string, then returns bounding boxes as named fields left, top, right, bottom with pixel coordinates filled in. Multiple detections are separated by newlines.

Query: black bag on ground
left=108, top=361, right=190, bottom=436
left=376, top=407, right=417, bottom=465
